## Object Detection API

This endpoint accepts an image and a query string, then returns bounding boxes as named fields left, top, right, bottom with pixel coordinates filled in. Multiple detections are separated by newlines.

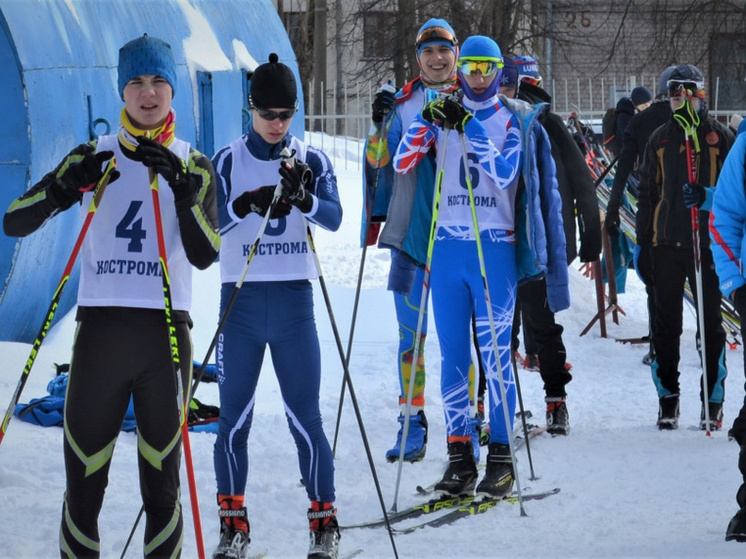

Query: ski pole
left=332, top=85, right=395, bottom=455
left=390, top=122, right=450, bottom=513
left=510, top=352, right=538, bottom=480
left=121, top=152, right=291, bottom=558
left=0, top=158, right=117, bottom=450
left=148, top=169, right=206, bottom=558
left=186, top=153, right=289, bottom=404
left=300, top=215, right=399, bottom=559
left=674, top=99, right=712, bottom=436
left=593, top=153, right=620, bottom=189
left=459, top=132, right=526, bottom=515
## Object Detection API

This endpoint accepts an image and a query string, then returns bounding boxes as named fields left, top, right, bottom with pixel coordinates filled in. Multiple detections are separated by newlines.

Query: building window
left=710, top=33, right=746, bottom=111
left=363, top=11, right=395, bottom=59
left=283, top=11, right=311, bottom=55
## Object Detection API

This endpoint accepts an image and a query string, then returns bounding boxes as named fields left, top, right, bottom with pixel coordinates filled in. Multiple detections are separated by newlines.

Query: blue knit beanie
left=500, top=56, right=519, bottom=91
left=458, top=36, right=503, bottom=102
left=118, top=34, right=177, bottom=100
left=415, top=18, right=458, bottom=56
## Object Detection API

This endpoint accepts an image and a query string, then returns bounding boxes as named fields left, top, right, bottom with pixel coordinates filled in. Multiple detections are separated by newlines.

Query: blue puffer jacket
left=502, top=96, right=570, bottom=312
left=710, top=132, right=746, bottom=298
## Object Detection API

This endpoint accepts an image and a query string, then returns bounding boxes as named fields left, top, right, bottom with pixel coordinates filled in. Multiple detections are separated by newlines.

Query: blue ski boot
left=385, top=410, right=428, bottom=463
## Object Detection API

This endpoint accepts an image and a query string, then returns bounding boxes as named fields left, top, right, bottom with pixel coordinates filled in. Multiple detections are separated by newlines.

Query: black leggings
left=60, top=307, right=192, bottom=558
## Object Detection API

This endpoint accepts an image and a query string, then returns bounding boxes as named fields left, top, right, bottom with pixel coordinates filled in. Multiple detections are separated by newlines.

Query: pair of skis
left=340, top=487, right=561, bottom=533
left=341, top=423, right=552, bottom=531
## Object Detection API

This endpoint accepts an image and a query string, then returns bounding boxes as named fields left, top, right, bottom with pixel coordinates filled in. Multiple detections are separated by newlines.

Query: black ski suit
left=3, top=138, right=220, bottom=558
left=636, top=105, right=733, bottom=402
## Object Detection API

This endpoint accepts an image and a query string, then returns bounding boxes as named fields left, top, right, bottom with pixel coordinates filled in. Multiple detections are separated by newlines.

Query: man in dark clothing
left=605, top=66, right=676, bottom=365
left=636, top=63, right=735, bottom=431
left=501, top=55, right=602, bottom=435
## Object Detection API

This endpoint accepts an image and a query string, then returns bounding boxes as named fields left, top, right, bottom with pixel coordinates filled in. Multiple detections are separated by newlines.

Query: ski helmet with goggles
left=414, top=18, right=458, bottom=55
left=458, top=36, right=504, bottom=102
left=666, top=64, right=705, bottom=99
left=515, top=55, right=541, bottom=87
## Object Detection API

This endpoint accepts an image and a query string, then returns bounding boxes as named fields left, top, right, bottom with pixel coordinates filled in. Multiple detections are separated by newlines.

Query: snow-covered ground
left=1, top=134, right=744, bottom=558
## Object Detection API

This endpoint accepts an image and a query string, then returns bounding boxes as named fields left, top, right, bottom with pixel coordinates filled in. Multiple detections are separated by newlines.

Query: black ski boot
left=726, top=507, right=746, bottom=542
left=213, top=496, right=250, bottom=559
left=308, top=502, right=340, bottom=559
left=476, top=443, right=514, bottom=499
left=701, top=401, right=724, bottom=431
left=657, top=394, right=680, bottom=430
left=546, top=397, right=570, bottom=436
left=433, top=441, right=478, bottom=496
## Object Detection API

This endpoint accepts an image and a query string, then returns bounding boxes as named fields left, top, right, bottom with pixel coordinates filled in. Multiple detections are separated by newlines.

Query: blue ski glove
left=232, top=186, right=291, bottom=219
left=421, top=97, right=473, bottom=133
left=683, top=182, right=706, bottom=209
left=280, top=158, right=314, bottom=213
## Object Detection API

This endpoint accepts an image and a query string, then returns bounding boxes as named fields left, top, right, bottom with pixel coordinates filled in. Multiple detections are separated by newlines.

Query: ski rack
left=567, top=111, right=741, bottom=347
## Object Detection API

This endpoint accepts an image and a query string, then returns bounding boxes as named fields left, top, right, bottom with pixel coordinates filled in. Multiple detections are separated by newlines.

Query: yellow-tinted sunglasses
left=458, top=58, right=504, bottom=77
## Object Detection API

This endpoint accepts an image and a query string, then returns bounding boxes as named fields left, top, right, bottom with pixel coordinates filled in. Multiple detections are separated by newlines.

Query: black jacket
left=614, top=97, right=635, bottom=150
left=519, top=82, right=602, bottom=263
left=636, top=106, right=734, bottom=248
left=608, top=100, right=672, bottom=213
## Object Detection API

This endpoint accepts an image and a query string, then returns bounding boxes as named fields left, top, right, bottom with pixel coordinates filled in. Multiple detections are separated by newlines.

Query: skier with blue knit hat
left=4, top=33, right=220, bottom=557
left=117, top=33, right=178, bottom=99
left=361, top=17, right=462, bottom=465
left=394, top=35, right=529, bottom=498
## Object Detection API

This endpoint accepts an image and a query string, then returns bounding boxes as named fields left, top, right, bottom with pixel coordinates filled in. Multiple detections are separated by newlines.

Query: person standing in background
left=363, top=18, right=462, bottom=463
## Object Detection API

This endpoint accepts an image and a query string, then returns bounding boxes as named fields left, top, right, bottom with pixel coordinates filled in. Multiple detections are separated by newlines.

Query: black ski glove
left=51, top=148, right=119, bottom=204
left=372, top=83, right=397, bottom=124
left=280, top=159, right=314, bottom=213
left=232, top=185, right=292, bottom=219
left=683, top=182, right=706, bottom=209
left=604, top=208, right=621, bottom=239
left=421, top=97, right=473, bottom=133
left=136, top=136, right=198, bottom=207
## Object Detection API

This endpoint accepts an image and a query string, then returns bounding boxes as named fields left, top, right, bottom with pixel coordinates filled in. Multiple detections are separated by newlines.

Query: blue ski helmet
left=457, top=35, right=503, bottom=102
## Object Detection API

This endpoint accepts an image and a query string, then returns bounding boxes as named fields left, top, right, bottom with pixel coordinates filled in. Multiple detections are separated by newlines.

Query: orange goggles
left=415, top=26, right=458, bottom=49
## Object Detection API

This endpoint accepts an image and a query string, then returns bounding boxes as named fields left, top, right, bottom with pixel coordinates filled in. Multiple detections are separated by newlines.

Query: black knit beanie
left=250, top=53, right=297, bottom=109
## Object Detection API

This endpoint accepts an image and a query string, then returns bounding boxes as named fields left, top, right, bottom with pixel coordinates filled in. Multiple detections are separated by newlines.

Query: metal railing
left=303, top=75, right=744, bottom=171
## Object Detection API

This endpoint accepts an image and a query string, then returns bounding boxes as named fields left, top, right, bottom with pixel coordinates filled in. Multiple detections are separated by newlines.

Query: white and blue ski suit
left=212, top=128, right=342, bottom=503
left=394, top=93, right=522, bottom=445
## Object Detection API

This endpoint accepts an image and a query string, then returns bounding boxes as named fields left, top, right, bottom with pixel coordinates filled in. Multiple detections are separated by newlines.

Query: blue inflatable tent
left=0, top=0, right=302, bottom=342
